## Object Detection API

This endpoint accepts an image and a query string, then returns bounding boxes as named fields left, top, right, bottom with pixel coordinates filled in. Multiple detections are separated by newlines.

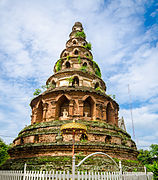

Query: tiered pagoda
left=3, top=22, right=139, bottom=171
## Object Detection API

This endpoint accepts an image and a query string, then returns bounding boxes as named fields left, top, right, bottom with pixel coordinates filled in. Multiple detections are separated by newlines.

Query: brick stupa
left=3, top=22, right=140, bottom=171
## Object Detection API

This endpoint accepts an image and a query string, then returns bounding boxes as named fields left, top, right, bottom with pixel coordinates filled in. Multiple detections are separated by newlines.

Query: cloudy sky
left=0, top=0, right=158, bottom=149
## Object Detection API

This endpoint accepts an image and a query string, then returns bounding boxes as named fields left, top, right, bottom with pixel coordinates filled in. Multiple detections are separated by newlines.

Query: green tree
left=146, top=161, right=158, bottom=180
left=0, top=138, right=9, bottom=166
left=137, top=149, right=152, bottom=164
left=150, top=144, right=158, bottom=157
left=138, top=144, right=158, bottom=179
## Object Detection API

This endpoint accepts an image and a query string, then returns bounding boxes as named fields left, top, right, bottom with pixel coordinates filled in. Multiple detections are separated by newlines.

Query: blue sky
left=0, top=0, right=158, bottom=149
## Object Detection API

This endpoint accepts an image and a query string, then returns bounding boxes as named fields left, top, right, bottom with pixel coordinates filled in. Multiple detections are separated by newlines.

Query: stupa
left=3, top=22, right=140, bottom=171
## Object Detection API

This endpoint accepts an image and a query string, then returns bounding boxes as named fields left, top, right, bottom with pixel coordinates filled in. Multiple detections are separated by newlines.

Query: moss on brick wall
left=0, top=155, right=143, bottom=172
left=13, top=120, right=134, bottom=151
left=19, top=120, right=131, bottom=138
left=9, top=141, right=138, bottom=154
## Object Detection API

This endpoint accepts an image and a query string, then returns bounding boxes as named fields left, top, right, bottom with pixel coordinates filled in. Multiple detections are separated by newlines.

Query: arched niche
left=34, top=135, right=39, bottom=143
left=72, top=76, right=79, bottom=86
left=65, top=61, right=70, bottom=68
left=95, top=82, right=99, bottom=89
left=51, top=80, right=56, bottom=88
left=63, top=52, right=67, bottom=57
left=80, top=134, right=88, bottom=141
left=74, top=49, right=79, bottom=55
left=20, top=138, right=24, bottom=145
left=106, top=103, right=115, bottom=124
left=105, top=135, right=111, bottom=144
left=83, top=96, right=94, bottom=118
left=36, top=101, right=43, bottom=123
left=83, top=42, right=86, bottom=46
left=83, top=62, right=87, bottom=67
left=72, top=39, right=77, bottom=44
left=56, top=95, right=70, bottom=118
left=85, top=52, right=89, bottom=57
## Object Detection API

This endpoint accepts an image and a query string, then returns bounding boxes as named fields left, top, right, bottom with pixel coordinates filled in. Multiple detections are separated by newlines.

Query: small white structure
left=63, top=109, right=68, bottom=118
left=84, top=112, right=88, bottom=117
left=118, top=117, right=126, bottom=131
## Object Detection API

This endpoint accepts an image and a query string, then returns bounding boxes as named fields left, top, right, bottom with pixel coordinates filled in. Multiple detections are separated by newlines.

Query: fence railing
left=0, top=170, right=153, bottom=180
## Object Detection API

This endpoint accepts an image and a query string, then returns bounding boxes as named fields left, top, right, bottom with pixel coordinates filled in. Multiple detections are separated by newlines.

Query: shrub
left=66, top=56, right=70, bottom=60
left=86, top=55, right=93, bottom=60
left=78, top=56, right=81, bottom=64
left=80, top=66, right=87, bottom=72
left=95, top=87, right=104, bottom=93
left=33, top=89, right=41, bottom=96
left=92, top=60, right=101, bottom=77
left=56, top=59, right=62, bottom=72
left=83, top=42, right=92, bottom=50
left=75, top=31, right=86, bottom=38
left=41, top=82, right=55, bottom=90
left=67, top=77, right=74, bottom=85
left=95, top=69, right=101, bottom=77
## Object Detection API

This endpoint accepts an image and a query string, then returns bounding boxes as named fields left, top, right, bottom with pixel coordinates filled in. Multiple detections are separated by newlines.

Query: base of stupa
left=1, top=120, right=140, bottom=171
left=1, top=154, right=143, bottom=172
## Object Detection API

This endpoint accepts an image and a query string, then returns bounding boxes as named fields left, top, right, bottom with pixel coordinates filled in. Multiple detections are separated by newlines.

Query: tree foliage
left=138, top=144, right=158, bottom=179
left=137, top=149, right=152, bottom=164
left=0, top=138, right=9, bottom=166
left=150, top=144, right=158, bottom=157
left=146, top=161, right=158, bottom=179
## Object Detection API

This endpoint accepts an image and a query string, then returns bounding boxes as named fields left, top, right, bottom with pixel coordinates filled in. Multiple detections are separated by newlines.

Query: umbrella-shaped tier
left=61, top=121, right=87, bottom=156
left=60, top=121, right=87, bottom=134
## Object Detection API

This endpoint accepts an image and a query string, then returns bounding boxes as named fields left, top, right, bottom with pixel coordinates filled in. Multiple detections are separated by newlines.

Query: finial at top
left=72, top=22, right=83, bottom=32
left=74, top=22, right=82, bottom=26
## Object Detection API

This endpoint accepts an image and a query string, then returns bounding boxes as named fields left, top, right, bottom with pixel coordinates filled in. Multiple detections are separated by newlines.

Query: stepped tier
left=10, top=120, right=137, bottom=160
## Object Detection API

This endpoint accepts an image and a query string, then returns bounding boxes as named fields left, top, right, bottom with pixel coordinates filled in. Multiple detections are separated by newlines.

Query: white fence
left=0, top=170, right=153, bottom=180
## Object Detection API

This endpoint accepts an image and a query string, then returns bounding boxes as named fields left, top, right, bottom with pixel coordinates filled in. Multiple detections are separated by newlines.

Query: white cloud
left=108, top=42, right=158, bottom=104
left=120, top=104, right=158, bottom=148
left=71, top=0, right=104, bottom=12
left=150, top=8, right=158, bottom=17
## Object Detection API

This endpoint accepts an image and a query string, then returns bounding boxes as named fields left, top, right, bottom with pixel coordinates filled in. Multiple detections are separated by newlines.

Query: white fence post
left=144, top=166, right=149, bottom=180
left=72, top=155, right=75, bottom=180
left=23, top=163, right=27, bottom=180
left=144, top=165, right=147, bottom=174
left=0, top=170, right=154, bottom=180
left=119, top=160, right=122, bottom=180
